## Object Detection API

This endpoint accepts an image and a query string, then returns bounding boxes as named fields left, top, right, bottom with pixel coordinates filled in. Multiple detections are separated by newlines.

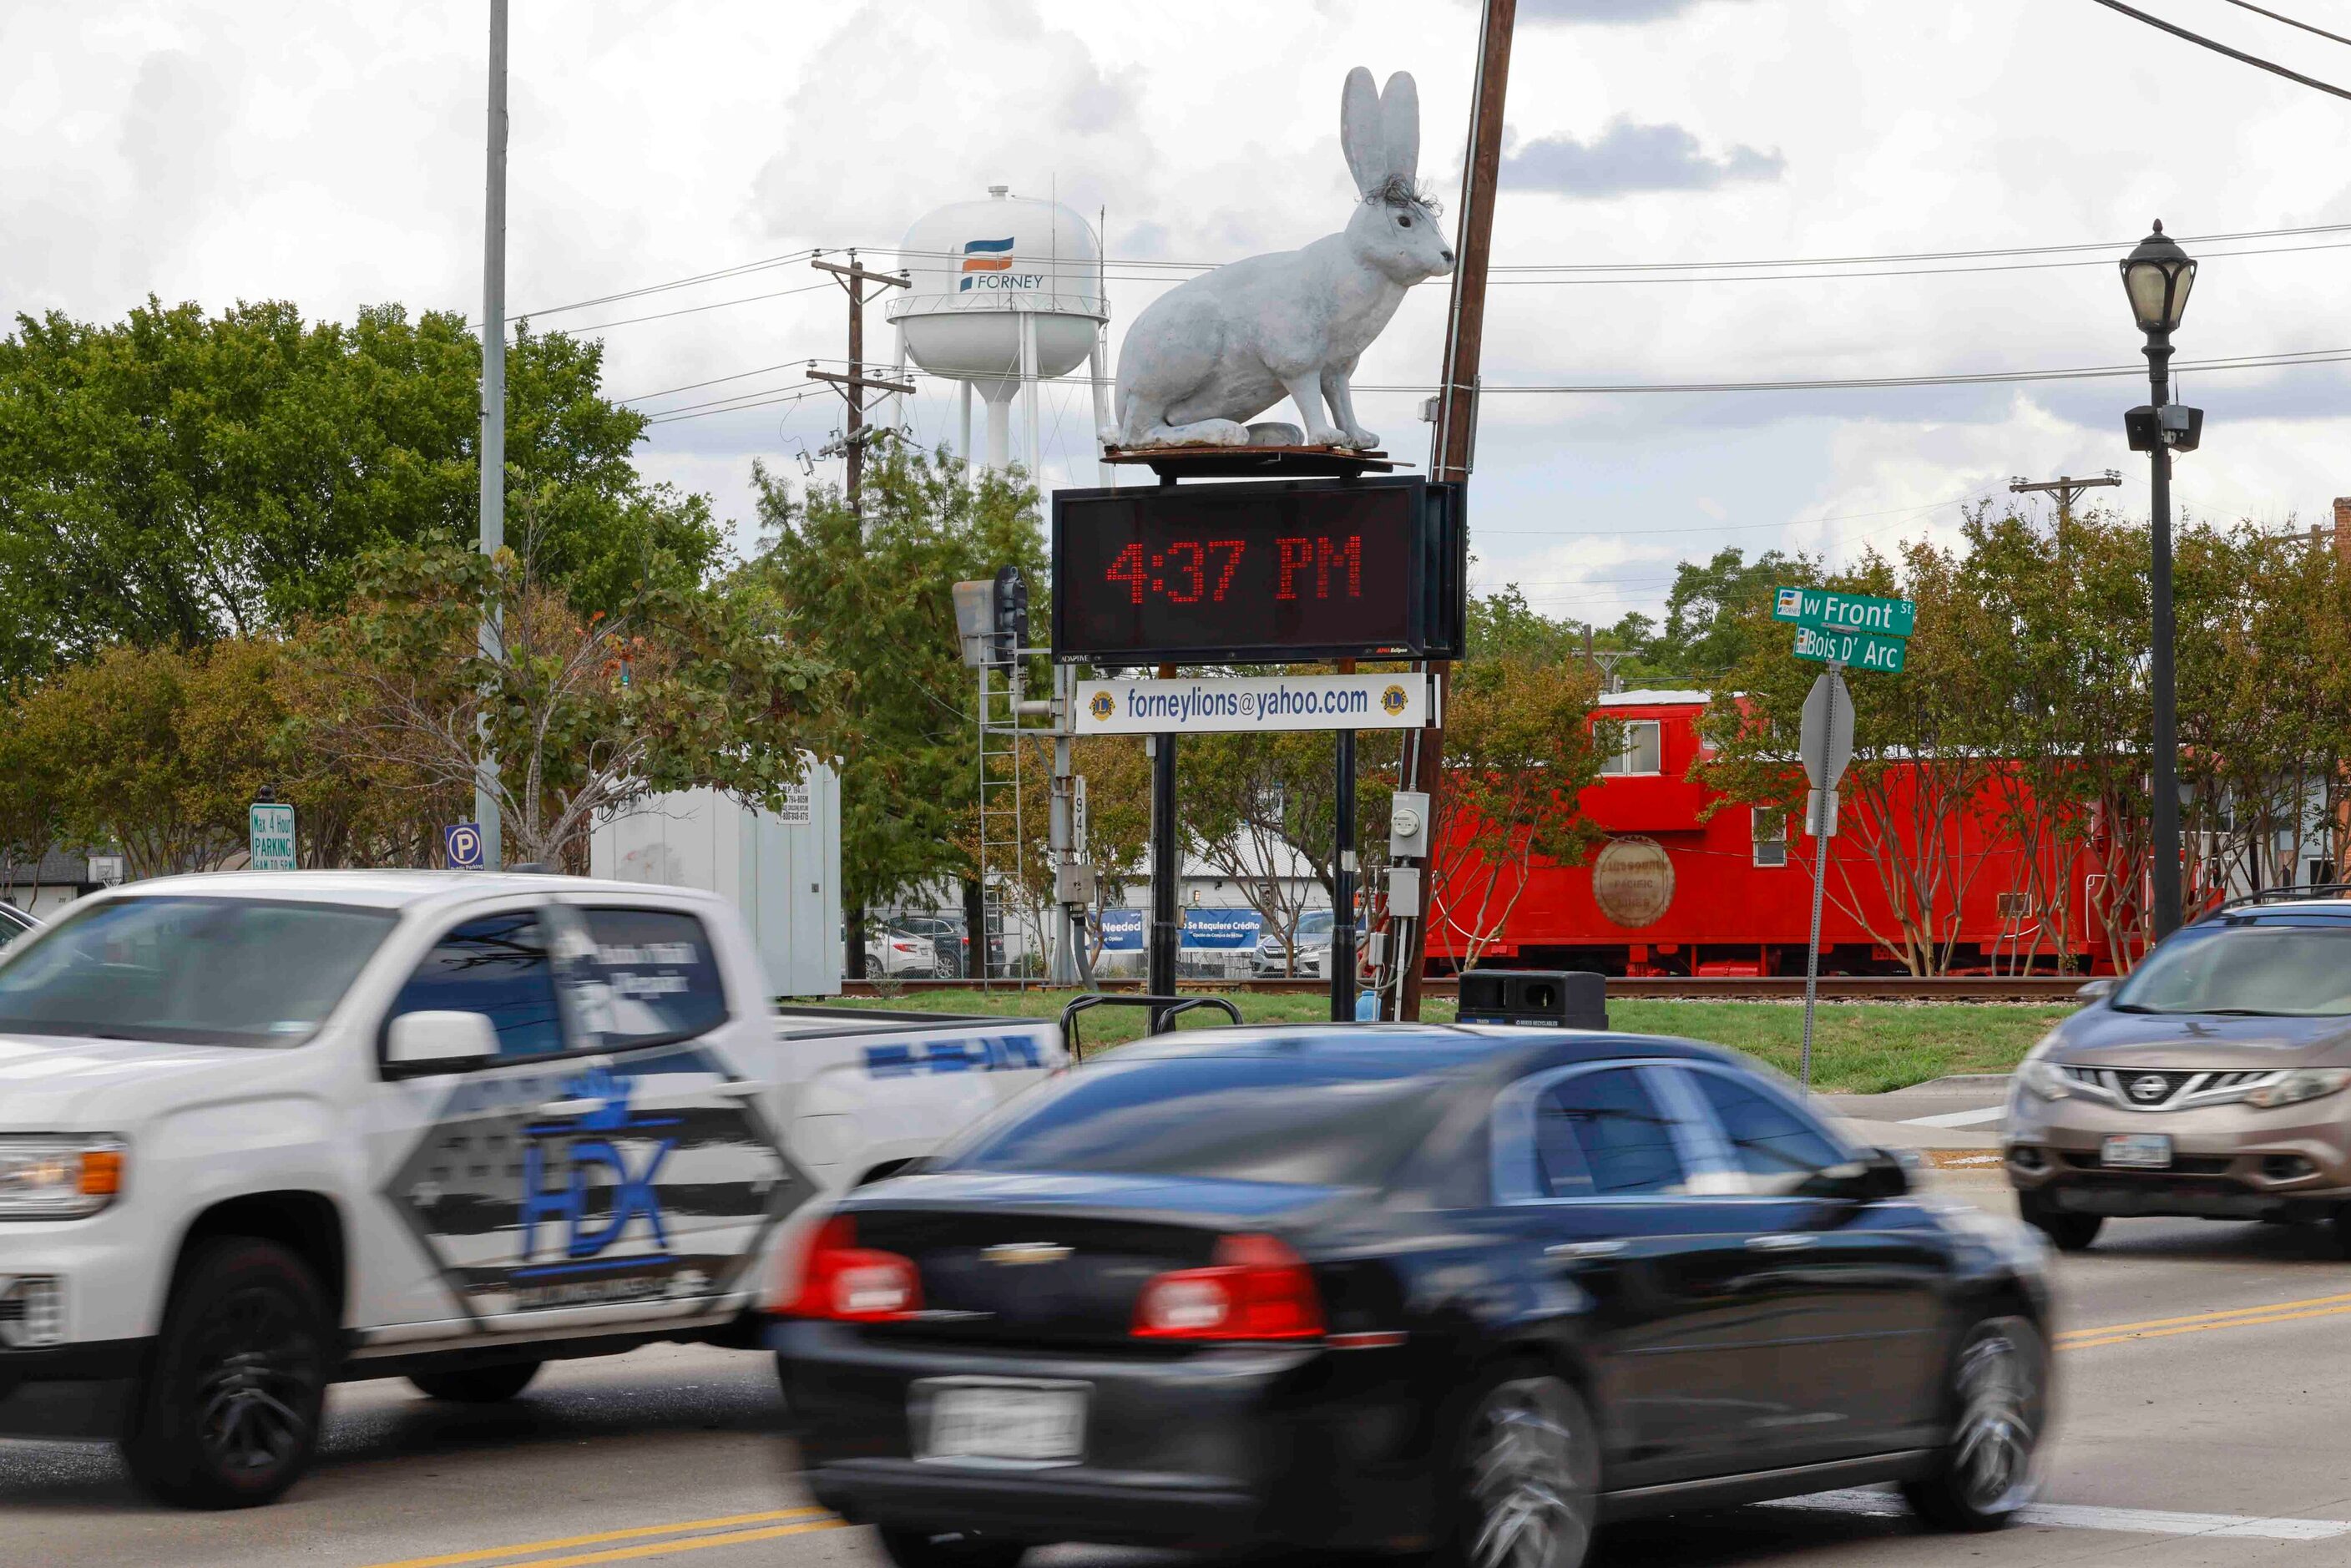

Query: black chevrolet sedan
left=774, top=1027, right=2054, bottom=1568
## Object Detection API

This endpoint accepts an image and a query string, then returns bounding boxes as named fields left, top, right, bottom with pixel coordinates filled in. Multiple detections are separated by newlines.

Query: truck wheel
left=877, top=1527, right=1029, bottom=1568
left=2017, top=1191, right=2102, bottom=1252
left=121, top=1237, right=331, bottom=1510
left=408, top=1361, right=542, bottom=1403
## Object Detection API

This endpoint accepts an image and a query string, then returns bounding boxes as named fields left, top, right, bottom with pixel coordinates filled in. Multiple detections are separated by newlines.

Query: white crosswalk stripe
left=1763, top=1488, right=2351, bottom=1541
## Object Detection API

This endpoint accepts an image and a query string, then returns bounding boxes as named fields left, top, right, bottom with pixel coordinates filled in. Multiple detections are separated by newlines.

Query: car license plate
left=918, top=1381, right=1086, bottom=1465
left=2102, top=1133, right=2172, bottom=1169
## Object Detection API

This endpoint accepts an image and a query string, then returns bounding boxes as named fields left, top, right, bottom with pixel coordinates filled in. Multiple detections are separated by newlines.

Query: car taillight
left=784, top=1215, right=923, bottom=1322
left=1132, top=1233, right=1322, bottom=1341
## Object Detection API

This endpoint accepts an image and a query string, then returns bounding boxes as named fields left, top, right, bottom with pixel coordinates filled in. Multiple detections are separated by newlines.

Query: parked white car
left=0, top=872, right=1062, bottom=1507
left=867, top=926, right=941, bottom=978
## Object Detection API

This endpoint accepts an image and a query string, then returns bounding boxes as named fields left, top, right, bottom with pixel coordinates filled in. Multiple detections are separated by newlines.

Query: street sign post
left=1792, top=625, right=1906, bottom=673
left=248, top=801, right=296, bottom=872
left=1774, top=588, right=1914, bottom=1089
left=1794, top=667, right=1853, bottom=1094
left=445, top=822, right=486, bottom=871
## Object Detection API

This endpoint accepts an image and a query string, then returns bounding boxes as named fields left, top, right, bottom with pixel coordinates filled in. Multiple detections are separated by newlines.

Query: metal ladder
left=974, top=661, right=1027, bottom=985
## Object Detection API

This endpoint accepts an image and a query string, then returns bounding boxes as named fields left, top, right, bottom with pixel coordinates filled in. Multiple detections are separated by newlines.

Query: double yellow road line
left=2057, top=1288, right=2351, bottom=1353
left=360, top=1506, right=850, bottom=1568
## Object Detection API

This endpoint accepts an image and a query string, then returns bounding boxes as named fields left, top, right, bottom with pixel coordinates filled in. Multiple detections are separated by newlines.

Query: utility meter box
left=1389, top=791, right=1431, bottom=858
left=589, top=757, right=842, bottom=996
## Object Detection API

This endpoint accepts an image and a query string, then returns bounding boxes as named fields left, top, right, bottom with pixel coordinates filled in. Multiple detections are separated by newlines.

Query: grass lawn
left=817, top=989, right=2071, bottom=1095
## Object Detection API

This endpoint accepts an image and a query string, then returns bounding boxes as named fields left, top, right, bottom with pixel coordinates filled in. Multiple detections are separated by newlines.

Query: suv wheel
left=121, top=1238, right=331, bottom=1509
left=2018, top=1191, right=2102, bottom=1251
left=409, top=1361, right=542, bottom=1403
left=1438, top=1370, right=1598, bottom=1568
left=1902, top=1314, right=2049, bottom=1530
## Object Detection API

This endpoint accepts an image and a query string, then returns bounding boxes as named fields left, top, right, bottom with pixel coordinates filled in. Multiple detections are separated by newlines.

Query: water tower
left=891, top=186, right=1110, bottom=483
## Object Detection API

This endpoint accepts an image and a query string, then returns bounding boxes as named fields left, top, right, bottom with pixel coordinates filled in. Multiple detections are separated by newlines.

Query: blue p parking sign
left=445, top=822, right=485, bottom=870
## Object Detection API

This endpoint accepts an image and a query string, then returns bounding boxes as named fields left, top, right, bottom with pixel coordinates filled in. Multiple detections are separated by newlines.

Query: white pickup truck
left=0, top=871, right=1062, bottom=1508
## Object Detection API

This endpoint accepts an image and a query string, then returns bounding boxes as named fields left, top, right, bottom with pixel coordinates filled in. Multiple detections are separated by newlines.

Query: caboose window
left=1752, top=809, right=1787, bottom=868
left=1599, top=720, right=1662, bottom=777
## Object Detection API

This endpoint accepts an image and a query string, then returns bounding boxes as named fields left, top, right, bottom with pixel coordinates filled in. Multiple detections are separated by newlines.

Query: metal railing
left=1059, top=993, right=1242, bottom=1063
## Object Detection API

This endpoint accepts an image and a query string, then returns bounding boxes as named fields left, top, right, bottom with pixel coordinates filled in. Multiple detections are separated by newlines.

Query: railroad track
left=839, top=974, right=2093, bottom=1003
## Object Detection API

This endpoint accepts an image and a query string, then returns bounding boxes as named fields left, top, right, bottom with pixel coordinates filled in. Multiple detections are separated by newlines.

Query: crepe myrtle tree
left=1425, top=651, right=1610, bottom=969
left=306, top=525, right=837, bottom=868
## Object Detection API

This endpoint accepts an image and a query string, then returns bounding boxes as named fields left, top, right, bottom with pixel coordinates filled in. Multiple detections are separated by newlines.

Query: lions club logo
left=1088, top=691, right=1115, bottom=721
left=1380, top=684, right=1409, bottom=716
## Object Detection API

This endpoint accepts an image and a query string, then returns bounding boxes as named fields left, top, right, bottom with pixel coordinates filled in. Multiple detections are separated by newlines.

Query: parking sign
left=248, top=802, right=297, bottom=871
left=445, top=822, right=486, bottom=870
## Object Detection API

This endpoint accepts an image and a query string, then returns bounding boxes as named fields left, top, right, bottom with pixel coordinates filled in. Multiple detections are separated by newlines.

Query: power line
left=1475, top=236, right=2351, bottom=286
left=872, top=342, right=2349, bottom=398
left=1474, top=497, right=1971, bottom=538
left=559, top=280, right=837, bottom=335
left=2085, top=0, right=2351, bottom=99
left=1353, top=344, right=2351, bottom=395
left=2216, top=0, right=2351, bottom=49
left=612, top=360, right=812, bottom=405
left=643, top=381, right=822, bottom=426
left=510, top=220, right=2351, bottom=341
left=508, top=249, right=818, bottom=321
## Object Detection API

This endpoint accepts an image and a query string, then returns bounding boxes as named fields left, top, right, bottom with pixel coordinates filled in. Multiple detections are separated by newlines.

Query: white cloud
left=5, top=0, right=2348, bottom=620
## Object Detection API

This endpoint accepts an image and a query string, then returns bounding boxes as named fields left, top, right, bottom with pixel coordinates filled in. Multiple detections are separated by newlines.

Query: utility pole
left=2009, top=472, right=2121, bottom=562
left=475, top=0, right=508, bottom=870
left=1397, top=0, right=1515, bottom=1020
left=811, top=251, right=913, bottom=513
left=811, top=252, right=912, bottom=980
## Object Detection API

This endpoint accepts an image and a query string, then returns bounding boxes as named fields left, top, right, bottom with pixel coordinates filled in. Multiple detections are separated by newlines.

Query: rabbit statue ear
left=1340, top=66, right=1385, bottom=196
left=1378, top=72, right=1420, bottom=190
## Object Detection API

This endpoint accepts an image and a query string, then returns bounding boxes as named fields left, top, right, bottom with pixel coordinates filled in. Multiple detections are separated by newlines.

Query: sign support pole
left=1799, top=660, right=1843, bottom=1094
left=1399, top=0, right=1514, bottom=1020
left=1332, top=727, right=1358, bottom=1022
left=1148, top=727, right=1179, bottom=1031
left=475, top=0, right=508, bottom=872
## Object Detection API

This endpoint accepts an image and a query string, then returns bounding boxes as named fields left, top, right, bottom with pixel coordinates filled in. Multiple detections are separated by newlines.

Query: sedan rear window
left=0, top=897, right=397, bottom=1046
left=938, top=1055, right=1448, bottom=1186
left=2113, top=923, right=2351, bottom=1017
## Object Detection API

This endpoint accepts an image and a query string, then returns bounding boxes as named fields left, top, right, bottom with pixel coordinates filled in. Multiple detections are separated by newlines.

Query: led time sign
left=1051, top=477, right=1464, bottom=665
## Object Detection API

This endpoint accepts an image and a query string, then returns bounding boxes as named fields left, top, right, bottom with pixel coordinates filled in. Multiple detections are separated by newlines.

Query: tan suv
left=2005, top=893, right=2351, bottom=1252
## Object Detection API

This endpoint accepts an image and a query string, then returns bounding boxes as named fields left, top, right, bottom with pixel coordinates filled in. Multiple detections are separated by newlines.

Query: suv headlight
left=2246, top=1070, right=2351, bottom=1110
left=2018, top=1057, right=2075, bottom=1101
left=0, top=1136, right=127, bottom=1219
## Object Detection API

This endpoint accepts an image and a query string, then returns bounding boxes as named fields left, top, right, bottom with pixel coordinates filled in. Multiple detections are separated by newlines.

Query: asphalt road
left=15, top=1130, right=2351, bottom=1566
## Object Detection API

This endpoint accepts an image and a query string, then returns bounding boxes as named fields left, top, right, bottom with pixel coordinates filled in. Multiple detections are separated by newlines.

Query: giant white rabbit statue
left=1101, top=67, right=1454, bottom=453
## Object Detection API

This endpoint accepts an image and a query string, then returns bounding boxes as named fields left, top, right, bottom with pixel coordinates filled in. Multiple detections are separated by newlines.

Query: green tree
left=1696, top=541, right=2005, bottom=975
left=0, top=297, right=717, bottom=681
left=301, top=529, right=835, bottom=869
left=750, top=448, right=1042, bottom=957
left=1651, top=545, right=1819, bottom=679
left=1425, top=652, right=1610, bottom=966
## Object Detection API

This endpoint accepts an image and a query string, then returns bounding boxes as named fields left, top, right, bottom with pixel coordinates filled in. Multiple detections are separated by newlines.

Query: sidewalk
left=1822, top=1074, right=2010, bottom=1176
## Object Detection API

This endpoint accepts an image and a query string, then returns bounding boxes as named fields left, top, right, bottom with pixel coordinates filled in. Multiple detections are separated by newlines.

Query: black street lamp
left=2120, top=220, right=2202, bottom=939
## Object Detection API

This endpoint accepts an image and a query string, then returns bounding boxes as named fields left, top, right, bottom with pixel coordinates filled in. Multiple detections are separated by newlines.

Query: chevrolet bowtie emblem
left=983, top=1242, right=1072, bottom=1266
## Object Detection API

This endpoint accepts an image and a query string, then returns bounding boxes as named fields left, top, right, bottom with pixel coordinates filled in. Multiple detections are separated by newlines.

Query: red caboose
left=1421, top=690, right=2121, bottom=977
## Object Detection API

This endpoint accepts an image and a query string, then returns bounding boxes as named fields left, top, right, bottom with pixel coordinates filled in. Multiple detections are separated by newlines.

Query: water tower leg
left=1019, top=312, right=1042, bottom=486
left=984, top=392, right=1010, bottom=470
left=960, top=382, right=974, bottom=478
left=1089, top=334, right=1112, bottom=486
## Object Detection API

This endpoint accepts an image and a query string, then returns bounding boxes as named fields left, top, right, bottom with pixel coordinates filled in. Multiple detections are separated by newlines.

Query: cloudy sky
left=7, top=0, right=2349, bottom=627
